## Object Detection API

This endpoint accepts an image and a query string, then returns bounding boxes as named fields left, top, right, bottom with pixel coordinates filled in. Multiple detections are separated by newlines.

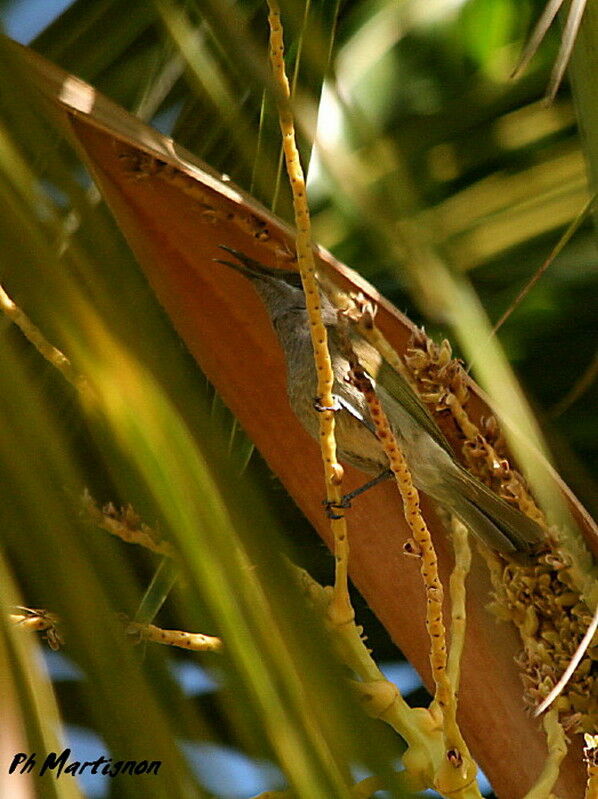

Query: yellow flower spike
left=297, top=569, right=486, bottom=798
left=446, top=518, right=472, bottom=691
left=266, top=1, right=352, bottom=625
left=401, top=328, right=598, bottom=734
left=350, top=678, right=399, bottom=720
left=122, top=620, right=222, bottom=652
left=444, top=393, right=480, bottom=442
left=0, top=280, right=92, bottom=400
left=404, top=330, right=550, bottom=526
left=82, top=489, right=176, bottom=558
left=521, top=710, right=568, bottom=799
left=344, top=351, right=477, bottom=794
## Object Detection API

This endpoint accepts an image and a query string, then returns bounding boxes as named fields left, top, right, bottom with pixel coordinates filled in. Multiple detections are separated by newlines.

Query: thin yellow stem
left=522, top=710, right=568, bottom=799
left=345, top=354, right=476, bottom=794
left=350, top=774, right=388, bottom=797
left=11, top=607, right=222, bottom=654
left=267, top=1, right=351, bottom=625
left=123, top=620, right=222, bottom=652
left=491, top=195, right=593, bottom=338
left=0, top=281, right=91, bottom=398
left=446, top=518, right=471, bottom=692
left=82, top=490, right=176, bottom=558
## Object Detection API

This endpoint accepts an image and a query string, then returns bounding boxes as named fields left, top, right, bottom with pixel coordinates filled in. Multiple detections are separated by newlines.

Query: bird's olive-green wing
left=370, top=356, right=455, bottom=456
left=336, top=328, right=454, bottom=456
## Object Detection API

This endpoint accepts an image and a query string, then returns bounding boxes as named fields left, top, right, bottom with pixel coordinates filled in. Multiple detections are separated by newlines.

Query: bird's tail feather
left=446, top=464, right=544, bottom=555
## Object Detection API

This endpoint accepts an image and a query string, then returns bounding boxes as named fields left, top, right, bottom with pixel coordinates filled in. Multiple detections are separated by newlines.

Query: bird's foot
left=322, top=469, right=394, bottom=519
left=313, top=395, right=341, bottom=413
left=323, top=497, right=352, bottom=519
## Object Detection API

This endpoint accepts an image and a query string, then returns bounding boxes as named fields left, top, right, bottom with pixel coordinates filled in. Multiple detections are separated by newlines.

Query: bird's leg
left=313, top=396, right=342, bottom=412
left=313, top=395, right=392, bottom=517
left=324, top=468, right=393, bottom=517
left=312, top=393, right=344, bottom=518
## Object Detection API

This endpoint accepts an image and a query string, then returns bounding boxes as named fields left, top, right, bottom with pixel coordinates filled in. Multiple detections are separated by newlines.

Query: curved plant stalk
left=512, top=0, right=588, bottom=101
left=567, top=0, right=598, bottom=233
left=266, top=0, right=352, bottom=627
left=490, top=194, right=594, bottom=338
left=534, top=603, right=598, bottom=716
left=549, top=348, right=598, bottom=418
left=0, top=281, right=90, bottom=397
left=522, top=710, right=568, bottom=799
left=343, top=337, right=476, bottom=796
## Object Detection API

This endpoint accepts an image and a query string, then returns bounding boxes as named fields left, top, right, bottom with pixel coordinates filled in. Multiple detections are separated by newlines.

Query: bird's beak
left=215, top=246, right=300, bottom=286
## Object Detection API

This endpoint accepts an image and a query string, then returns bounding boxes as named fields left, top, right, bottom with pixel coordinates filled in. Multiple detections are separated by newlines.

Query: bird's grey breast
left=273, top=310, right=387, bottom=473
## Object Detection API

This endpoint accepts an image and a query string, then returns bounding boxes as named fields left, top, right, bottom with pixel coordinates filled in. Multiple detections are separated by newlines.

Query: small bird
left=217, top=247, right=544, bottom=556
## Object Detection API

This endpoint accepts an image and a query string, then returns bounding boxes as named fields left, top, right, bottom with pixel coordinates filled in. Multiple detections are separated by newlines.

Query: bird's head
left=215, top=246, right=337, bottom=326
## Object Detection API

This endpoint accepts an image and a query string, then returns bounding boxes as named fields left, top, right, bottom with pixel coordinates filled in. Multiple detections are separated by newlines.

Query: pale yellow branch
left=123, top=620, right=222, bottom=652
left=11, top=607, right=220, bottom=653
left=522, top=710, right=568, bottom=799
left=267, top=2, right=351, bottom=626
left=81, top=489, right=176, bottom=558
left=534, top=602, right=598, bottom=717
left=0, top=281, right=91, bottom=397
left=350, top=773, right=390, bottom=797
left=293, top=564, right=483, bottom=796
left=293, top=564, right=420, bottom=732
left=446, top=517, right=472, bottom=691
left=344, top=352, right=476, bottom=795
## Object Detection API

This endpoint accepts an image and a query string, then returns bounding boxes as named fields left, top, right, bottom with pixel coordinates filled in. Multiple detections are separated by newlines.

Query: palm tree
left=0, top=2, right=596, bottom=797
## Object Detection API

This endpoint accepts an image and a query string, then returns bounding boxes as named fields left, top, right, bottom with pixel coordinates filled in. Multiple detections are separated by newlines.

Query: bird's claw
left=323, top=497, right=352, bottom=519
left=313, top=395, right=342, bottom=413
